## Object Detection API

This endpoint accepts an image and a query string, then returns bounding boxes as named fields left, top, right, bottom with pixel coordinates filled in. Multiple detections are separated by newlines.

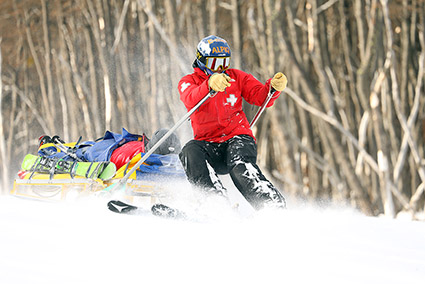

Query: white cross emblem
left=226, top=94, right=237, bottom=107
left=180, top=82, right=191, bottom=92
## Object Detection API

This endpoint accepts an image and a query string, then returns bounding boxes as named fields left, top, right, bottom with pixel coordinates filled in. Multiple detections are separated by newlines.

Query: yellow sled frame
left=11, top=175, right=165, bottom=205
left=11, top=178, right=104, bottom=201
left=12, top=145, right=172, bottom=204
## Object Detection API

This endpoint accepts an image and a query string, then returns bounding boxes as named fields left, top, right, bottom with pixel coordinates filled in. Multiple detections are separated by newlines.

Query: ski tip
left=108, top=200, right=138, bottom=214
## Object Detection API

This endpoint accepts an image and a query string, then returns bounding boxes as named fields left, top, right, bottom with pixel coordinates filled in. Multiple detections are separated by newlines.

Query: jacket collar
left=194, top=67, right=209, bottom=79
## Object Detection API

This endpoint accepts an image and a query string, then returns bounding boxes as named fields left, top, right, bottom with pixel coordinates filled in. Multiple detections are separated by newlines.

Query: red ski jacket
left=178, top=67, right=281, bottom=143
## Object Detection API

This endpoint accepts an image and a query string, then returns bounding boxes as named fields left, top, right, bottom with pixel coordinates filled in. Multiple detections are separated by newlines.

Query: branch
left=0, top=38, right=9, bottom=193
left=2, top=82, right=50, bottom=133
left=285, top=87, right=412, bottom=210
left=380, top=0, right=425, bottom=206
left=316, top=0, right=340, bottom=14
left=137, top=0, right=191, bottom=74
left=111, top=0, right=130, bottom=54
left=285, top=87, right=378, bottom=172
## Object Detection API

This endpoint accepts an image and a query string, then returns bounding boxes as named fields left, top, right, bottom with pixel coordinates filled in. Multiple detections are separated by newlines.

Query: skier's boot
left=229, top=162, right=286, bottom=210
left=151, top=204, right=186, bottom=219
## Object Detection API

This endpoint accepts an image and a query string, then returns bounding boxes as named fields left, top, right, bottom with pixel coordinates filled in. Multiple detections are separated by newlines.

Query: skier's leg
left=230, top=162, right=286, bottom=210
left=227, top=135, right=286, bottom=210
left=179, top=140, right=227, bottom=196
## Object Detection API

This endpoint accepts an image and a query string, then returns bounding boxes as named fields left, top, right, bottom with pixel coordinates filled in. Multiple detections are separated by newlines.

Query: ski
left=107, top=200, right=186, bottom=219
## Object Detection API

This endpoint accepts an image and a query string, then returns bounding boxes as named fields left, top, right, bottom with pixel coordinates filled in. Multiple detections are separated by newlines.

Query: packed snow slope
left=0, top=192, right=424, bottom=284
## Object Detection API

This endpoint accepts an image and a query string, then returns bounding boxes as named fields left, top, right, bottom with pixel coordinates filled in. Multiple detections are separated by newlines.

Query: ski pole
left=104, top=89, right=216, bottom=192
left=51, top=135, right=83, bottom=161
left=249, top=88, right=276, bottom=128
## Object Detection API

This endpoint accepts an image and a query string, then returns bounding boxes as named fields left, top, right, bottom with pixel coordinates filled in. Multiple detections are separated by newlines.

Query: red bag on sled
left=110, top=141, right=145, bottom=170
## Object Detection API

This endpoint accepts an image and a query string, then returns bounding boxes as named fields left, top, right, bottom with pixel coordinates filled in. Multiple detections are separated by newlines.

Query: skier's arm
left=241, top=71, right=287, bottom=107
left=239, top=72, right=276, bottom=107
left=178, top=76, right=210, bottom=109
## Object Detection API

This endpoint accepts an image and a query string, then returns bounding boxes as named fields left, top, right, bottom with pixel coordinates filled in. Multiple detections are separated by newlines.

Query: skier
left=178, top=35, right=287, bottom=210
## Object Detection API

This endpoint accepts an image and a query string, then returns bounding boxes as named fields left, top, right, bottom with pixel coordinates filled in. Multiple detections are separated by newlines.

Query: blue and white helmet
left=195, top=35, right=231, bottom=75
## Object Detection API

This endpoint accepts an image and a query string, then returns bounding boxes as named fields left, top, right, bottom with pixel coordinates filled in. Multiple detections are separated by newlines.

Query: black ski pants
left=179, top=135, right=286, bottom=210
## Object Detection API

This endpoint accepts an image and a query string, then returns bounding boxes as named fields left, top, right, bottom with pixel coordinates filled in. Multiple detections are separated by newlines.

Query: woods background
left=0, top=0, right=424, bottom=219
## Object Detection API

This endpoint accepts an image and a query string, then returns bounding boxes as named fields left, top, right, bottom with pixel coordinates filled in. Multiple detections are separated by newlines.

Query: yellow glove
left=271, top=72, right=288, bottom=92
left=209, top=73, right=232, bottom=92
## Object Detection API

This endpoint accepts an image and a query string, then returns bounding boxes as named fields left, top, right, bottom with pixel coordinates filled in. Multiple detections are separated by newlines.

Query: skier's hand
left=271, top=72, right=287, bottom=92
left=209, top=73, right=232, bottom=92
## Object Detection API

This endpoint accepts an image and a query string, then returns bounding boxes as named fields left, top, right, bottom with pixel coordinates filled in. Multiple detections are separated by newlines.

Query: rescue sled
left=11, top=128, right=185, bottom=205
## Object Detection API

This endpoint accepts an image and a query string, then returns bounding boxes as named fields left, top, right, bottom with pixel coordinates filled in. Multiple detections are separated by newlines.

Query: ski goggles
left=205, top=56, right=231, bottom=72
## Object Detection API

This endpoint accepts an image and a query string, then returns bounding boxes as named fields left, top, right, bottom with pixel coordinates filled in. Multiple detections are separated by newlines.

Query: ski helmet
left=195, top=35, right=231, bottom=75
left=147, top=128, right=182, bottom=155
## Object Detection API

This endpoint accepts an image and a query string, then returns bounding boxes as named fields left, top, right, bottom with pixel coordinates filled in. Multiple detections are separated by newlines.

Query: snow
left=1, top=190, right=425, bottom=284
